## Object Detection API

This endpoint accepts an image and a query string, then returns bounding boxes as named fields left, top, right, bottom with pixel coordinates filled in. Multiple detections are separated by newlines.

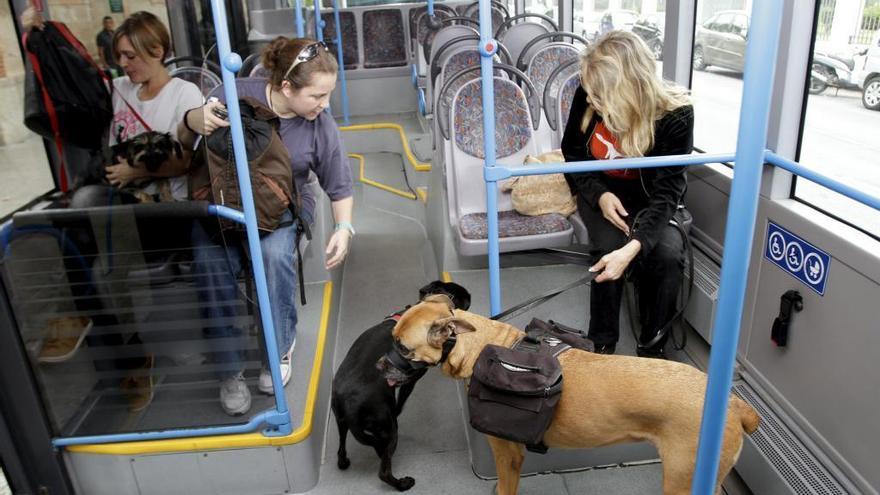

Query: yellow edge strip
left=350, top=153, right=417, bottom=200
left=442, top=271, right=452, bottom=283
left=339, top=123, right=431, bottom=172
left=67, top=281, right=334, bottom=455
left=416, top=187, right=428, bottom=203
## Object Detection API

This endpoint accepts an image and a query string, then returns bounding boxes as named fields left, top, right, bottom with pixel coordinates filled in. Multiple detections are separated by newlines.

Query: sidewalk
left=0, top=133, right=53, bottom=218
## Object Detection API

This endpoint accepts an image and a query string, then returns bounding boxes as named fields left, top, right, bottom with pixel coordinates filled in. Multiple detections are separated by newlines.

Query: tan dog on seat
left=379, top=295, right=760, bottom=495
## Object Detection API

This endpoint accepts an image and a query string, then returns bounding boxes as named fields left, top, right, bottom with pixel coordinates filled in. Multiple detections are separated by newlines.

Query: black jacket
left=562, top=85, right=694, bottom=255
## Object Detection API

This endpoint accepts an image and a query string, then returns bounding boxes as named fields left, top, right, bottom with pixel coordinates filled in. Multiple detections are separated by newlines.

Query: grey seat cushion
left=459, top=210, right=571, bottom=239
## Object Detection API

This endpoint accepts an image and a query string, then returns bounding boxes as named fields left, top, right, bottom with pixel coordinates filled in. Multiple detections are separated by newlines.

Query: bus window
left=0, top=2, right=53, bottom=218
left=796, top=0, right=880, bottom=235
left=690, top=1, right=747, bottom=155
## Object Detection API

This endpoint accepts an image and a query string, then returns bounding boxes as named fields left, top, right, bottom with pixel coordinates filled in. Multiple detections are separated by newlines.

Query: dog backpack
left=469, top=323, right=582, bottom=454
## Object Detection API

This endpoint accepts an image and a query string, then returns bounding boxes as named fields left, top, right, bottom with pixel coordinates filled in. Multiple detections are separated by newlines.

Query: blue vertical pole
left=209, top=0, right=291, bottom=432
left=332, top=0, right=350, bottom=125
left=690, top=2, right=783, bottom=493
left=477, top=0, right=501, bottom=316
left=294, top=0, right=305, bottom=37
left=313, top=0, right=323, bottom=41
left=427, top=0, right=434, bottom=16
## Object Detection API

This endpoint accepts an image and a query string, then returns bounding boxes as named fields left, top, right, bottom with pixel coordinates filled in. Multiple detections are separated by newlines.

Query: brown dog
left=379, top=295, right=760, bottom=495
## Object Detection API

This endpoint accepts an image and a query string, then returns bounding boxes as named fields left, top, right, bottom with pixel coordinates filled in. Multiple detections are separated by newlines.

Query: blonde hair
left=112, top=11, right=171, bottom=61
left=262, top=37, right=338, bottom=91
left=579, top=31, right=690, bottom=157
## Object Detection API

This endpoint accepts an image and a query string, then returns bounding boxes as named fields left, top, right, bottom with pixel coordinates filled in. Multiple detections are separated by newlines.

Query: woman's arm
left=325, top=196, right=354, bottom=270
left=561, top=85, right=609, bottom=208
left=629, top=105, right=694, bottom=256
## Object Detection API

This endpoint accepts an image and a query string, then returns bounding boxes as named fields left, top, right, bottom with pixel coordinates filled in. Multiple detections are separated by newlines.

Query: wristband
left=335, top=221, right=355, bottom=236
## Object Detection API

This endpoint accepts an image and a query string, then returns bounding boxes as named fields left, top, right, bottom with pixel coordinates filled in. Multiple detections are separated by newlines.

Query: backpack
left=189, top=97, right=311, bottom=304
left=190, top=97, right=305, bottom=235
left=23, top=22, right=113, bottom=190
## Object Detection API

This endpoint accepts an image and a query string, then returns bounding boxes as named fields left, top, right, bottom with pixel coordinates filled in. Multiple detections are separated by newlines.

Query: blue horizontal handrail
left=52, top=409, right=279, bottom=447
left=484, top=152, right=737, bottom=182
left=765, top=151, right=880, bottom=212
left=207, top=204, right=246, bottom=223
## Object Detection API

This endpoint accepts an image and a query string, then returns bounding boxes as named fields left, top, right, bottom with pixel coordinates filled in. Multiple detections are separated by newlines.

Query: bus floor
left=298, top=118, right=745, bottom=494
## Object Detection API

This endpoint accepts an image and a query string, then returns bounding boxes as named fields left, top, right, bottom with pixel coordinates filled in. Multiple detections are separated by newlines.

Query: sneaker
left=220, top=372, right=252, bottom=416
left=121, top=354, right=155, bottom=412
left=38, top=316, right=93, bottom=363
left=258, top=348, right=293, bottom=395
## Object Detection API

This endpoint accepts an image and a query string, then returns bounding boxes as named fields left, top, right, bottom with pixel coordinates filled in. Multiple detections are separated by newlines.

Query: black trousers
left=578, top=180, right=685, bottom=348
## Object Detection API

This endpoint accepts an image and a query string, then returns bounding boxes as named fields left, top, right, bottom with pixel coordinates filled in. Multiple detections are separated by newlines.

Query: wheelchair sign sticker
left=765, top=221, right=830, bottom=295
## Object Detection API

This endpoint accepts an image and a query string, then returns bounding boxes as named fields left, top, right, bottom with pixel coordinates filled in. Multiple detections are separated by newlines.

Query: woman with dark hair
left=180, top=37, right=354, bottom=415
left=563, top=31, right=694, bottom=359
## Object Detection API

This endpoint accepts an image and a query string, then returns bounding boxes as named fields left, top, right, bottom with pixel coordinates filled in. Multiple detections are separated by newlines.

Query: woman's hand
left=590, top=240, right=641, bottom=282
left=105, top=159, right=145, bottom=188
left=185, top=100, right=229, bottom=136
left=325, top=229, right=352, bottom=270
left=598, top=191, right=630, bottom=235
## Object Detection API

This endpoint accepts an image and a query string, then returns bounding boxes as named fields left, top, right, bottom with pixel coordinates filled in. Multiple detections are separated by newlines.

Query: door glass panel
left=0, top=2, right=53, bottom=218
left=796, top=0, right=880, bottom=235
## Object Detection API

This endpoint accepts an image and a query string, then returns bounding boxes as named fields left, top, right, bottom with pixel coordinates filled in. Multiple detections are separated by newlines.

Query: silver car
left=694, top=10, right=749, bottom=72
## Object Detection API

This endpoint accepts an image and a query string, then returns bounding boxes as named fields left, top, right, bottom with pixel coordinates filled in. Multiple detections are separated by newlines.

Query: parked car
left=693, top=10, right=749, bottom=72
left=574, top=11, right=602, bottom=42
left=598, top=9, right=639, bottom=35
left=632, top=14, right=664, bottom=60
left=852, top=33, right=880, bottom=110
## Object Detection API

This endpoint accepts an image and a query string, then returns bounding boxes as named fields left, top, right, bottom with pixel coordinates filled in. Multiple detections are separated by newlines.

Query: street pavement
left=690, top=67, right=880, bottom=232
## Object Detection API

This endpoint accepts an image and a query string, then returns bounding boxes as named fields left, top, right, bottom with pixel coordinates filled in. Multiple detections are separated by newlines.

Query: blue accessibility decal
left=765, top=221, right=831, bottom=296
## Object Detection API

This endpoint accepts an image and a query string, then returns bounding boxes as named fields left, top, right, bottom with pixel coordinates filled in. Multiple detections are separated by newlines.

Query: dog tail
left=733, top=397, right=761, bottom=434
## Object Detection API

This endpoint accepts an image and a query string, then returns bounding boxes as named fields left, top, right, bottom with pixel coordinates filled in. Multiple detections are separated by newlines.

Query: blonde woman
left=562, top=31, right=694, bottom=359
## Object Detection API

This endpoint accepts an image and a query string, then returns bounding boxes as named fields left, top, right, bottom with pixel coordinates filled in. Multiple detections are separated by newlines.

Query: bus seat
left=495, top=14, right=558, bottom=72
left=462, top=0, right=509, bottom=34
left=542, top=58, right=581, bottom=148
left=525, top=43, right=581, bottom=102
left=363, top=10, right=407, bottom=68
left=449, top=77, right=573, bottom=256
left=319, top=11, right=359, bottom=70
left=169, top=66, right=221, bottom=98
left=421, top=25, right=479, bottom=115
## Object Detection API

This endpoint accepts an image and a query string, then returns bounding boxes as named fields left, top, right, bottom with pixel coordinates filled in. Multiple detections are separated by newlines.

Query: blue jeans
left=192, top=210, right=305, bottom=377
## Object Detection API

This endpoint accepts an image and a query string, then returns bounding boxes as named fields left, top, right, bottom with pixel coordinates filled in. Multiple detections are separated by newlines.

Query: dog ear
left=427, top=317, right=476, bottom=348
left=421, top=293, right=454, bottom=312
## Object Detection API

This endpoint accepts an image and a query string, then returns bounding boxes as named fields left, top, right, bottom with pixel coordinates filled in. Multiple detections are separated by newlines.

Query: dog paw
left=337, top=456, right=350, bottom=470
left=395, top=477, right=415, bottom=491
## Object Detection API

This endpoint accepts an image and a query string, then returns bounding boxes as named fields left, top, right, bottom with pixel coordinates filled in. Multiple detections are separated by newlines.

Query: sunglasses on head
left=283, top=41, right=329, bottom=80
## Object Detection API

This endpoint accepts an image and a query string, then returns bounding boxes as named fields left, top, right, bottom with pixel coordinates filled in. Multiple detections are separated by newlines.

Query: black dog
left=331, top=281, right=470, bottom=491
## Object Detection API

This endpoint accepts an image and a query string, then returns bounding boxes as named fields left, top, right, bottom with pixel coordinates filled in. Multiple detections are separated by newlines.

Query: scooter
left=810, top=50, right=862, bottom=95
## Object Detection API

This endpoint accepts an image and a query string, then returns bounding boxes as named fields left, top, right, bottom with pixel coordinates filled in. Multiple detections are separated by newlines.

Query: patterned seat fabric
left=453, top=79, right=531, bottom=159
left=460, top=211, right=571, bottom=239
left=321, top=12, right=358, bottom=69
left=364, top=10, right=407, bottom=68
left=527, top=44, right=580, bottom=99
left=558, top=74, right=581, bottom=130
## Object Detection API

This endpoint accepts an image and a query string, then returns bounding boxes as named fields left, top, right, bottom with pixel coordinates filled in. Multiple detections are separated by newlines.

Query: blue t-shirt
left=211, top=78, right=353, bottom=222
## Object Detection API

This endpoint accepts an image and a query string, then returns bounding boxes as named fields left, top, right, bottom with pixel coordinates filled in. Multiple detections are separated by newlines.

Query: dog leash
left=491, top=273, right=596, bottom=323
